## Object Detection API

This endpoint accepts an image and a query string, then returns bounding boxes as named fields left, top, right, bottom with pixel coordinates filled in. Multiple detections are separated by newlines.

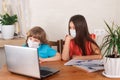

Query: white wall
left=117, top=0, right=120, bottom=23
left=0, top=0, right=1, bottom=13
left=0, top=0, right=2, bottom=32
left=29, top=0, right=120, bottom=41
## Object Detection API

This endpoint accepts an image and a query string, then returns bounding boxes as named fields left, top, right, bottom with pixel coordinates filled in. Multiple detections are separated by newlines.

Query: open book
left=64, top=59, right=104, bottom=72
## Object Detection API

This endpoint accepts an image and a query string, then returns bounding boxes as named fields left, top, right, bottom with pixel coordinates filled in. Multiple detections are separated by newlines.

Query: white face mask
left=70, top=29, right=76, bottom=37
left=27, top=39, right=40, bottom=48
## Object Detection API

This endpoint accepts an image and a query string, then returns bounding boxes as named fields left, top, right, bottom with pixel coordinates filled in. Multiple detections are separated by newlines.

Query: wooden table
left=0, top=38, right=25, bottom=48
left=0, top=61, right=120, bottom=80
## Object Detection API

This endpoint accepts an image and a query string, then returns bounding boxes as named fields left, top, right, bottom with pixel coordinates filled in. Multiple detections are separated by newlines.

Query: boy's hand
left=39, top=58, right=46, bottom=63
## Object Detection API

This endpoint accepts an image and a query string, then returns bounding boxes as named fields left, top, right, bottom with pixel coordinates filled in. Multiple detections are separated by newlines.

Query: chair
left=49, top=39, right=65, bottom=54
left=59, top=39, right=64, bottom=54
left=49, top=40, right=61, bottom=53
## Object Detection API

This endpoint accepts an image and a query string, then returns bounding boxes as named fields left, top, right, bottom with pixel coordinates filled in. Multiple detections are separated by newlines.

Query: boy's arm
left=39, top=52, right=61, bottom=63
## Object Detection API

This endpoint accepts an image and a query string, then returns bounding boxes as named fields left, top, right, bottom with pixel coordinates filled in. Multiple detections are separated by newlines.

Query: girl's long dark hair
left=68, top=15, right=99, bottom=55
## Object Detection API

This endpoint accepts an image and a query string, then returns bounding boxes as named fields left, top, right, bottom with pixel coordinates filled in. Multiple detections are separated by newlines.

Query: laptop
left=4, top=45, right=59, bottom=79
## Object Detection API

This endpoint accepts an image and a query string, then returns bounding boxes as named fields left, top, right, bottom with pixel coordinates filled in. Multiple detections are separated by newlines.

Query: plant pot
left=1, top=25, right=15, bottom=39
left=103, top=57, right=120, bottom=78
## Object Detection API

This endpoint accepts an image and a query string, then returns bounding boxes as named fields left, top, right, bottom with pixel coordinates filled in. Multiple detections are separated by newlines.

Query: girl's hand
left=65, top=35, right=73, bottom=42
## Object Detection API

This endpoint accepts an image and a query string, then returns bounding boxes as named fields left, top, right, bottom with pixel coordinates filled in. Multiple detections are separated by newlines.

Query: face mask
left=70, top=29, right=76, bottom=37
left=27, top=39, right=40, bottom=48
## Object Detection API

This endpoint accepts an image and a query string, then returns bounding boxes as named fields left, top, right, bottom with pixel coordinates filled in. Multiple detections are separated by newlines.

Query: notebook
left=4, top=45, right=59, bottom=79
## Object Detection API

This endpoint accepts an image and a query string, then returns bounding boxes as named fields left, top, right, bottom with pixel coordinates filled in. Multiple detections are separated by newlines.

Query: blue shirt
left=23, top=44, right=57, bottom=58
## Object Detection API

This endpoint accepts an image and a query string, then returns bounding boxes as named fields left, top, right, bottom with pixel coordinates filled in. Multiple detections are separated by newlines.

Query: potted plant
left=101, top=21, right=120, bottom=78
left=0, top=13, right=17, bottom=39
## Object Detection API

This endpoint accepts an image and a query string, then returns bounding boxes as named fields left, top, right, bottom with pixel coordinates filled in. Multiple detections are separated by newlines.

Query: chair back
left=49, top=40, right=61, bottom=53
left=49, top=39, right=65, bottom=54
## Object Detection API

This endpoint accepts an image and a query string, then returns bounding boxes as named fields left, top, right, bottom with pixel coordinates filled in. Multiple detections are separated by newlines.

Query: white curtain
left=2, top=0, right=31, bottom=37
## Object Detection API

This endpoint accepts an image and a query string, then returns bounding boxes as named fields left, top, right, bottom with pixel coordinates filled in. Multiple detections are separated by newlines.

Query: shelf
left=0, top=38, right=26, bottom=48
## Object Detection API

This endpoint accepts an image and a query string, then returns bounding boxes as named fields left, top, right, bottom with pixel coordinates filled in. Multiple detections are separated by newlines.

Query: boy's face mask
left=70, top=29, right=76, bottom=38
left=27, top=39, right=40, bottom=48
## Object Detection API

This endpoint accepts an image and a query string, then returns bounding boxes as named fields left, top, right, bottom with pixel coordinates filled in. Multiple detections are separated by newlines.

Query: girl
left=24, top=26, right=61, bottom=63
left=62, top=15, right=102, bottom=61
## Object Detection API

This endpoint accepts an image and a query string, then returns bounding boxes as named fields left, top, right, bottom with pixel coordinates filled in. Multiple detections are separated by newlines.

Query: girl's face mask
left=70, top=29, right=76, bottom=38
left=27, top=39, right=40, bottom=48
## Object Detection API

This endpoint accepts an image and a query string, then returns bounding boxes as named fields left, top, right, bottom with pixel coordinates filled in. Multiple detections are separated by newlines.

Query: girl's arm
left=72, top=55, right=102, bottom=60
left=39, top=52, right=61, bottom=63
left=72, top=43, right=102, bottom=60
left=62, top=35, right=72, bottom=61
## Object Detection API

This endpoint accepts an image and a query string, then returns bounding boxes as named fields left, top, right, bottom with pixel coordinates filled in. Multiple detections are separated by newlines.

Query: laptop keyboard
left=40, top=70, right=52, bottom=76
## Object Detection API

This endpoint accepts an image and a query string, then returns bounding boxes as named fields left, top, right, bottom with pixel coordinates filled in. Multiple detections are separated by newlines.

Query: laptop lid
left=4, top=45, right=59, bottom=79
left=4, top=45, right=41, bottom=79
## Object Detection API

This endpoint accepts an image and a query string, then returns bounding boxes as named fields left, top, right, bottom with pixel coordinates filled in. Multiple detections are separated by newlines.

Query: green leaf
left=0, top=13, right=17, bottom=25
left=101, top=21, right=120, bottom=58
